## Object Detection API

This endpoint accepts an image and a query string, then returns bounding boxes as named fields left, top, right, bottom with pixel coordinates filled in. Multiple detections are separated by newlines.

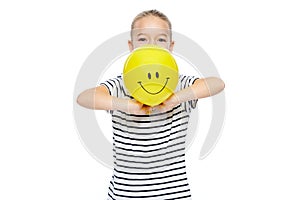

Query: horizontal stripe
left=114, top=147, right=185, bottom=159
left=114, top=159, right=185, bottom=170
left=115, top=154, right=185, bottom=165
left=114, top=171, right=186, bottom=181
left=114, top=141, right=185, bottom=153
left=112, top=108, right=183, bottom=123
left=113, top=128, right=187, bottom=142
left=112, top=115, right=189, bottom=130
left=114, top=177, right=187, bottom=187
left=114, top=134, right=186, bottom=148
left=114, top=183, right=188, bottom=193
left=113, top=121, right=188, bottom=135
left=114, top=165, right=186, bottom=176
left=165, top=194, right=192, bottom=200
left=112, top=188, right=190, bottom=198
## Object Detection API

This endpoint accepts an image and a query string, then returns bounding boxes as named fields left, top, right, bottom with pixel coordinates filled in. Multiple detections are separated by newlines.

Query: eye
left=138, top=38, right=147, bottom=42
left=157, top=38, right=167, bottom=42
left=148, top=72, right=151, bottom=79
left=156, top=72, right=159, bottom=78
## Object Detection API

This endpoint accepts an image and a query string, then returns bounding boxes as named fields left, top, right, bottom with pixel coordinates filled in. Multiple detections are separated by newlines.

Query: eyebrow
left=137, top=33, right=147, bottom=37
left=136, top=33, right=168, bottom=37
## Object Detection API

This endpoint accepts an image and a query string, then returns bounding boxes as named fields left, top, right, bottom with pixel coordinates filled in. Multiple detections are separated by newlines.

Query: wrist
left=175, top=87, right=197, bottom=103
left=111, top=97, right=130, bottom=112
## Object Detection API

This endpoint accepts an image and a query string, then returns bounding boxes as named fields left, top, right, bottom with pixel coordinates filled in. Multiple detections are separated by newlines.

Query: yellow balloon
left=123, top=45, right=179, bottom=106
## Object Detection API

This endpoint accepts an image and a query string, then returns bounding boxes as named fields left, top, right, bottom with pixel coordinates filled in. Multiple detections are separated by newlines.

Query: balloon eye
left=156, top=72, right=159, bottom=78
left=148, top=72, right=151, bottom=79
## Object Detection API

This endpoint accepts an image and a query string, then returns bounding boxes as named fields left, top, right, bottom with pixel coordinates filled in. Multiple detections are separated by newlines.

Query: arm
left=157, top=77, right=225, bottom=112
left=188, top=77, right=225, bottom=99
left=76, top=85, right=151, bottom=114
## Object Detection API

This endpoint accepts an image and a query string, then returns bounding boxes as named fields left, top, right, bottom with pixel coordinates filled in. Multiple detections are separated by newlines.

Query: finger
left=156, top=104, right=166, bottom=113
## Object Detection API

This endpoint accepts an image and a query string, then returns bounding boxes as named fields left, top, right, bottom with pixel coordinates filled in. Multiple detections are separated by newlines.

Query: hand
left=127, top=99, right=152, bottom=115
left=155, top=93, right=180, bottom=113
left=112, top=97, right=151, bottom=115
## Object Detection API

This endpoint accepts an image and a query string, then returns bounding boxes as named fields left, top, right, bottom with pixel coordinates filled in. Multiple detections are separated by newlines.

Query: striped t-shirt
left=101, top=74, right=198, bottom=200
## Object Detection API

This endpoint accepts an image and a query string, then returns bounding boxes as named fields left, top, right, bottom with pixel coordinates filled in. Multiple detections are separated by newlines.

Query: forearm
left=76, top=86, right=145, bottom=114
left=76, top=87, right=113, bottom=110
left=174, top=77, right=225, bottom=103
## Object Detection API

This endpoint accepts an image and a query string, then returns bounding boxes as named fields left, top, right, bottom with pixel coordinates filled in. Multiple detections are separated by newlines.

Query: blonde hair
left=130, top=10, right=173, bottom=42
left=131, top=9, right=172, bottom=30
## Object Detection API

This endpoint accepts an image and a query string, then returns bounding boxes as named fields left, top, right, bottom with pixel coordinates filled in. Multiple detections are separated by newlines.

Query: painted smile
left=137, top=77, right=170, bottom=95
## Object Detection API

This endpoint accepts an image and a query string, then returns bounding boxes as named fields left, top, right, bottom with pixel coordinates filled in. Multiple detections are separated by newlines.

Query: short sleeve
left=98, top=75, right=127, bottom=98
left=98, top=75, right=131, bottom=114
left=177, top=75, right=199, bottom=113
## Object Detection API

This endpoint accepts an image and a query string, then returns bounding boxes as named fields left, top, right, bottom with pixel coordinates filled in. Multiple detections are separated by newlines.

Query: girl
left=77, top=9, right=225, bottom=200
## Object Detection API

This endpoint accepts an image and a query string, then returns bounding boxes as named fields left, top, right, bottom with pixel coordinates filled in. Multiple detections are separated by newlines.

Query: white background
left=1, top=0, right=300, bottom=199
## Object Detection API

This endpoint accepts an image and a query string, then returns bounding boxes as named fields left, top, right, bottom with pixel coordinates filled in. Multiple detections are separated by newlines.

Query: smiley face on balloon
left=123, top=45, right=179, bottom=106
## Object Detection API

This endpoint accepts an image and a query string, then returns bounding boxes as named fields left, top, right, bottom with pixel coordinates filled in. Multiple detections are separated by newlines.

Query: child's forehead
left=131, top=28, right=171, bottom=37
left=133, top=16, right=170, bottom=30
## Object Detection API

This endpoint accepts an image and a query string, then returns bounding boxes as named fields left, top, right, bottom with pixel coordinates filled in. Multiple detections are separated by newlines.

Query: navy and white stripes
left=100, top=75, right=198, bottom=200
